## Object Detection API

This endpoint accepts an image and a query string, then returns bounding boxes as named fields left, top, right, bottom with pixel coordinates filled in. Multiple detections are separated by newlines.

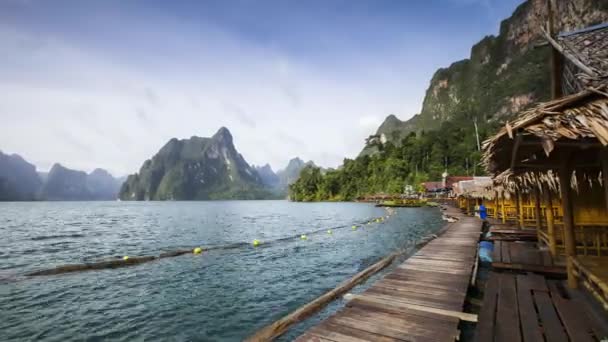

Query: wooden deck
left=474, top=272, right=608, bottom=342
left=492, top=241, right=565, bottom=275
left=296, top=215, right=482, bottom=342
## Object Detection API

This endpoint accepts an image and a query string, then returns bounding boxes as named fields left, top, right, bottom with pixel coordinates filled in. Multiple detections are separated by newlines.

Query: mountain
left=39, top=164, right=123, bottom=200
left=254, top=164, right=279, bottom=188
left=361, top=0, right=608, bottom=154
left=276, top=157, right=316, bottom=189
left=40, top=164, right=90, bottom=200
left=119, top=127, right=272, bottom=200
left=87, top=168, right=124, bottom=200
left=291, top=0, right=608, bottom=201
left=0, top=151, right=42, bottom=201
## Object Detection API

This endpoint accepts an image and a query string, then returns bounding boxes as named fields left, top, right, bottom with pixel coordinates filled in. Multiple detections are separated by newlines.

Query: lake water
left=0, top=201, right=444, bottom=341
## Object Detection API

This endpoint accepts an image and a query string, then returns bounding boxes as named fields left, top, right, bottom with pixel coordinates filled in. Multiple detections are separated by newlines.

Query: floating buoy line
left=26, top=210, right=397, bottom=277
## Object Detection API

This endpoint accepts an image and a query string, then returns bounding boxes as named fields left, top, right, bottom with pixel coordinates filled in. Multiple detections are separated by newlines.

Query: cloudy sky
left=0, top=0, right=524, bottom=176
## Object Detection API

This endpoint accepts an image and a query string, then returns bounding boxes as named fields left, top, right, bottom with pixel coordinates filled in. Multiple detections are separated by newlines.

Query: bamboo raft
left=293, top=214, right=482, bottom=342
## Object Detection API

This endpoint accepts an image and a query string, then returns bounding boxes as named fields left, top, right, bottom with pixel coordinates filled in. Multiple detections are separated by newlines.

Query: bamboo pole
left=559, top=157, right=577, bottom=288
left=544, top=185, right=557, bottom=256
left=246, top=253, right=397, bottom=341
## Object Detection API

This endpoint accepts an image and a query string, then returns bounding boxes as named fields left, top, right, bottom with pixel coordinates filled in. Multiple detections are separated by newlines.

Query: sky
left=0, top=0, right=525, bottom=176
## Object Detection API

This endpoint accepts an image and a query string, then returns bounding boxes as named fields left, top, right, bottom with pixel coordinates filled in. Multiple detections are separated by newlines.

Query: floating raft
left=296, top=214, right=482, bottom=342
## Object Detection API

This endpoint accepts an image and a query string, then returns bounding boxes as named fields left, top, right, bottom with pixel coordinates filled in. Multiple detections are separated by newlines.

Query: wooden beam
left=543, top=185, right=557, bottom=257
left=245, top=253, right=397, bottom=341
left=348, top=294, right=479, bottom=323
left=558, top=155, right=577, bottom=288
left=541, top=27, right=596, bottom=78
left=510, top=134, right=523, bottom=170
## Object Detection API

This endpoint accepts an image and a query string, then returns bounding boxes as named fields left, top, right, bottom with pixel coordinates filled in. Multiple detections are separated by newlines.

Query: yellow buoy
left=352, top=225, right=357, bottom=230
left=123, top=256, right=129, bottom=261
left=253, top=239, right=260, bottom=247
left=327, top=229, right=333, bottom=234
left=193, top=247, right=203, bottom=254
left=301, top=234, right=308, bottom=240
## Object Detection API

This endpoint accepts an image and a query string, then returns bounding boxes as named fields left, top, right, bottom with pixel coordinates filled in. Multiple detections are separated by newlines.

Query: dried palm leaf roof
left=453, top=177, right=494, bottom=199
left=555, top=22, right=608, bottom=88
left=482, top=84, right=608, bottom=175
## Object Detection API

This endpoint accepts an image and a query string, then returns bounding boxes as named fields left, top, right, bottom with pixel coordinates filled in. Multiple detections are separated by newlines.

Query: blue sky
left=0, top=0, right=525, bottom=175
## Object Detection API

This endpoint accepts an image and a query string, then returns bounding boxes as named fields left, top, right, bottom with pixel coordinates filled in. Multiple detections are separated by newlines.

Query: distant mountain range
left=0, top=150, right=124, bottom=201
left=119, top=127, right=314, bottom=200
left=2, top=128, right=315, bottom=201
left=253, top=157, right=316, bottom=193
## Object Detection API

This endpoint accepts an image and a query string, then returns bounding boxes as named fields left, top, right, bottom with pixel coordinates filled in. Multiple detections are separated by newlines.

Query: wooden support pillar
left=515, top=190, right=524, bottom=228
left=559, top=157, right=577, bottom=288
left=494, top=192, right=500, bottom=219
left=534, top=187, right=543, bottom=243
left=501, top=195, right=507, bottom=224
left=544, top=186, right=557, bottom=256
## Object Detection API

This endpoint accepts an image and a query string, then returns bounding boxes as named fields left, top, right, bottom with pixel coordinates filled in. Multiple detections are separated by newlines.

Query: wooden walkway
left=296, top=214, right=482, bottom=342
left=492, top=241, right=565, bottom=275
left=474, top=272, right=608, bottom=342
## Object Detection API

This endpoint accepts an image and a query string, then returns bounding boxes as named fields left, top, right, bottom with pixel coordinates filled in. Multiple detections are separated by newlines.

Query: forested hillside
left=290, top=0, right=608, bottom=202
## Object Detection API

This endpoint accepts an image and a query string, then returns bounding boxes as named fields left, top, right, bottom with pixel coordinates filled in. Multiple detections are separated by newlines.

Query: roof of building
left=546, top=22, right=608, bottom=91
left=482, top=84, right=608, bottom=176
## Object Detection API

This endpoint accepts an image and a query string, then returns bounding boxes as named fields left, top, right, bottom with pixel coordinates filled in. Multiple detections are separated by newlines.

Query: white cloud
left=0, top=13, right=423, bottom=176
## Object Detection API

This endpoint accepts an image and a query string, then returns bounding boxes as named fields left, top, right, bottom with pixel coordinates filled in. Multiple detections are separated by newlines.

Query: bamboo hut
left=482, top=22, right=608, bottom=305
left=453, top=177, right=493, bottom=215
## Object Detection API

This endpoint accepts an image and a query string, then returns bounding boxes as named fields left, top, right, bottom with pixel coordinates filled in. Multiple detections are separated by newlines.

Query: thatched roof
left=453, top=177, right=494, bottom=199
left=544, top=22, right=608, bottom=93
left=482, top=84, right=608, bottom=175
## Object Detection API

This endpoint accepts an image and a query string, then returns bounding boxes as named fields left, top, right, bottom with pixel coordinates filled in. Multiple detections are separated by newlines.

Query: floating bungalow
left=480, top=19, right=608, bottom=337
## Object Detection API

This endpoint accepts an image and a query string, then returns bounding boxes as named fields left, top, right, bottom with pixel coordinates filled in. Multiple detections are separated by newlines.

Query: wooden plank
left=491, top=262, right=566, bottom=276
left=502, top=241, right=511, bottom=263
left=496, top=273, right=521, bottom=342
left=474, top=272, right=499, bottom=342
left=297, top=215, right=483, bottom=342
left=516, top=274, right=544, bottom=342
left=547, top=281, right=594, bottom=342
left=534, top=291, right=568, bottom=342
left=493, top=240, right=502, bottom=261
left=307, top=321, right=402, bottom=342
left=349, top=294, right=477, bottom=322
left=331, top=310, right=455, bottom=342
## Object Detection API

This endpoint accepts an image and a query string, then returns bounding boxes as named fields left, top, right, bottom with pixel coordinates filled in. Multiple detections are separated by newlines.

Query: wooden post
left=515, top=190, right=524, bottom=228
left=501, top=195, right=507, bottom=224
left=548, top=0, right=563, bottom=99
left=494, top=191, right=500, bottom=219
left=534, top=187, right=543, bottom=242
left=559, top=156, right=577, bottom=288
left=544, top=185, right=557, bottom=256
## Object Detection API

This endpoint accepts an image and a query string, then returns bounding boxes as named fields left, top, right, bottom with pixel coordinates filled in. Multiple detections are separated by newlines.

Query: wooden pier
left=296, top=212, right=482, bottom=342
